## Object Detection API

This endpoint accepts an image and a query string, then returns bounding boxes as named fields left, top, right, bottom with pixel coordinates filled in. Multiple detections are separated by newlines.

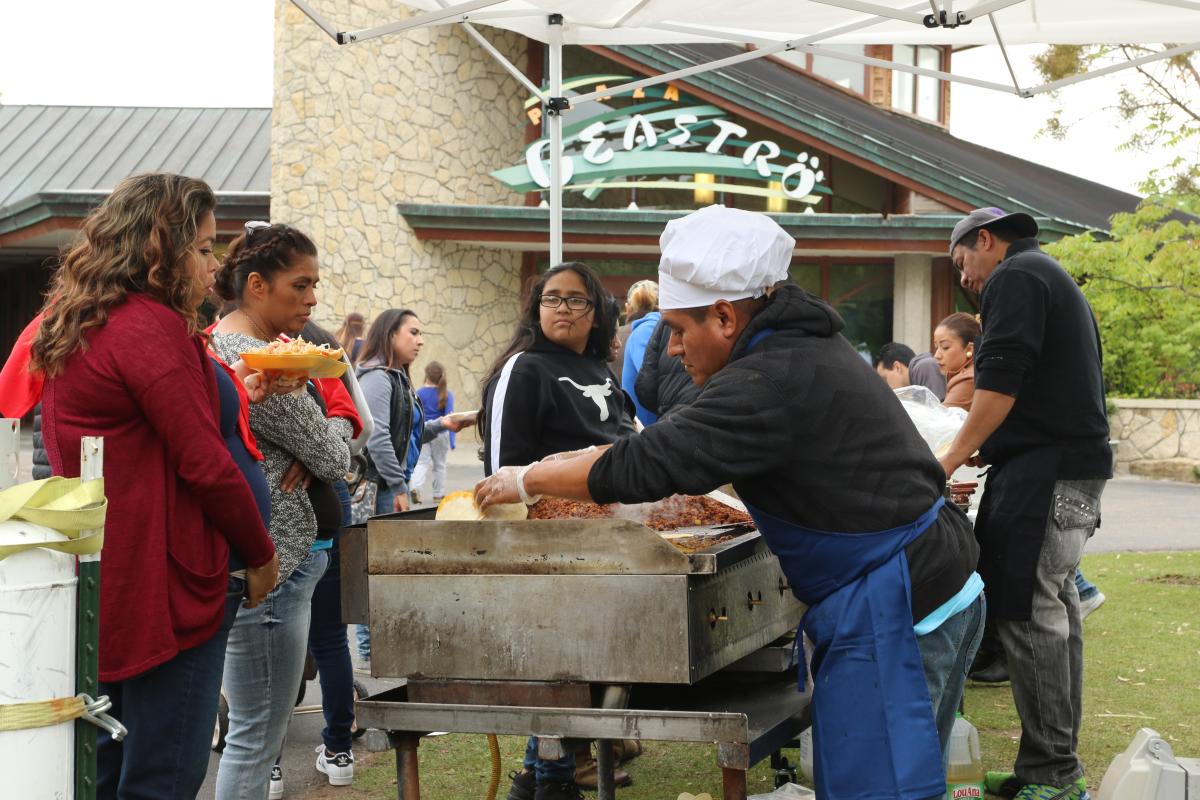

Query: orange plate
left=239, top=352, right=348, bottom=379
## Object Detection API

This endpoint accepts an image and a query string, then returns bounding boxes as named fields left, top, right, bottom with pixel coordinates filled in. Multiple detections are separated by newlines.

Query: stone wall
left=1110, top=399, right=1200, bottom=482
left=273, top=0, right=530, bottom=407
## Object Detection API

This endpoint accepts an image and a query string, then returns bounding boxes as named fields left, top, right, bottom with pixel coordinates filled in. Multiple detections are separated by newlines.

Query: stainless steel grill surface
left=341, top=508, right=806, bottom=684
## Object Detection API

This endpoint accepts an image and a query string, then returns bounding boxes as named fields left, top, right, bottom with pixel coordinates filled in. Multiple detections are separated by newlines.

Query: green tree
left=1035, top=45, right=1199, bottom=197
left=1047, top=197, right=1200, bottom=398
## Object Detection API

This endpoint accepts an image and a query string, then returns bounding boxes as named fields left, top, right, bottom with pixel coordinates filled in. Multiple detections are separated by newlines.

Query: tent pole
left=548, top=14, right=564, bottom=266
left=290, top=0, right=341, bottom=42
left=339, top=0, right=506, bottom=44
left=1026, top=41, right=1200, bottom=96
left=988, top=14, right=1023, bottom=93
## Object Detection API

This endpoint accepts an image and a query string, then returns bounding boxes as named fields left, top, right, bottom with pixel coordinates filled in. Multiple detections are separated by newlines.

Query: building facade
left=0, top=8, right=1142, bottom=409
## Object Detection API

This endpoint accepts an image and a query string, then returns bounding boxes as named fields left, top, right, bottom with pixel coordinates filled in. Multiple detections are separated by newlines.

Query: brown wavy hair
left=31, top=173, right=216, bottom=377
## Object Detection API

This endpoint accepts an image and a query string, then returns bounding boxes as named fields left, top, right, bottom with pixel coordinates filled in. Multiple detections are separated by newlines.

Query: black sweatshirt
left=482, top=334, right=635, bottom=475
left=588, top=284, right=977, bottom=622
left=974, top=238, right=1111, bottom=478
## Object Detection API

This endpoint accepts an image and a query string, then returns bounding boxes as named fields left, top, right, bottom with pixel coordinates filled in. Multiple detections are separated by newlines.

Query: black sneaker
left=969, top=658, right=1011, bottom=683
left=507, top=770, right=536, bottom=800
left=534, top=780, right=585, bottom=800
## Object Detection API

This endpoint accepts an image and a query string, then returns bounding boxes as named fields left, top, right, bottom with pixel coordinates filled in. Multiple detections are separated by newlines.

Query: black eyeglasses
left=539, top=295, right=594, bottom=312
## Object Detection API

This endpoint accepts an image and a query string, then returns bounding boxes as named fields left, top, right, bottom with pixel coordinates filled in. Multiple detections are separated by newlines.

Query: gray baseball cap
left=949, top=207, right=1038, bottom=256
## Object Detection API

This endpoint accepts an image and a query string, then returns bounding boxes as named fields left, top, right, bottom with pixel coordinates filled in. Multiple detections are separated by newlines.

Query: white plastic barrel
left=0, top=519, right=78, bottom=799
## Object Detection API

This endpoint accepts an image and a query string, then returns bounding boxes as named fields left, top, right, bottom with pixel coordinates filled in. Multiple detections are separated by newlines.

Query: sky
left=0, top=1, right=1190, bottom=196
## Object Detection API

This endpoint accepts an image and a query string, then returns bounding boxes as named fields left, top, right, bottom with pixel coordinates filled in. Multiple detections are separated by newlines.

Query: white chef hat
left=658, top=205, right=795, bottom=310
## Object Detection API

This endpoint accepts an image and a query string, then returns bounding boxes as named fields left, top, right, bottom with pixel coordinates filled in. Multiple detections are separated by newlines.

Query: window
left=891, top=45, right=944, bottom=123
left=810, top=45, right=866, bottom=94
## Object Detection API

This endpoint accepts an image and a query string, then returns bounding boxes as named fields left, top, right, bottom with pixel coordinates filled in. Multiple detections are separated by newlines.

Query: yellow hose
left=486, top=734, right=502, bottom=800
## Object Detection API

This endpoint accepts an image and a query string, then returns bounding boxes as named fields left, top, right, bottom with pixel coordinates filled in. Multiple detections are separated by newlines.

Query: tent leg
left=548, top=14, right=564, bottom=266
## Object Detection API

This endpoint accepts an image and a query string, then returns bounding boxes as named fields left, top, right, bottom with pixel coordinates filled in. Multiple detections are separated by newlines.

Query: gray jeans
left=998, top=478, right=1105, bottom=787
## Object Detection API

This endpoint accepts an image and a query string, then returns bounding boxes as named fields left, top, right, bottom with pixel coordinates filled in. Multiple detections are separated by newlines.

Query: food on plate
left=436, top=490, right=528, bottom=521
left=239, top=336, right=348, bottom=379
left=250, top=337, right=344, bottom=359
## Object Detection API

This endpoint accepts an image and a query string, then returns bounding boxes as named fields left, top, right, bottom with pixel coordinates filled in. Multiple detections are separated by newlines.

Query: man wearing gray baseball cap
left=938, top=207, right=1111, bottom=800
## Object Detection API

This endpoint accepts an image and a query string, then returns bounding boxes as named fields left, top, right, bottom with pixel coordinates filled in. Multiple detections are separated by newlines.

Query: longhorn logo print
left=558, top=377, right=613, bottom=421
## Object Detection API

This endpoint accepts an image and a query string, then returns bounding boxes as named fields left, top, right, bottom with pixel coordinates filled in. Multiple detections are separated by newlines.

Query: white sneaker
left=1080, top=591, right=1106, bottom=620
left=268, top=764, right=284, bottom=799
left=316, top=745, right=355, bottom=786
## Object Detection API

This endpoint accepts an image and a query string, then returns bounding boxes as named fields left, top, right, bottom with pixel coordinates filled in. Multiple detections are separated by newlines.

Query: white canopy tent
left=291, top=0, right=1200, bottom=262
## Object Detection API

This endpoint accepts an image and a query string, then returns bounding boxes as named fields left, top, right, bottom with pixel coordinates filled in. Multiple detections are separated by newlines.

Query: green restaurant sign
left=492, top=75, right=830, bottom=207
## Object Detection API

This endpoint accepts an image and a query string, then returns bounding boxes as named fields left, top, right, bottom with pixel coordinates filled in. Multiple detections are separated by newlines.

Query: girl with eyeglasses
left=477, top=262, right=635, bottom=800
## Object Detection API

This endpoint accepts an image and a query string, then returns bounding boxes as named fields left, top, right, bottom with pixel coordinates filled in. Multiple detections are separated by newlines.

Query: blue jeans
left=97, top=576, right=244, bottom=800
left=523, top=737, right=576, bottom=784
left=308, top=481, right=356, bottom=753
left=916, top=593, right=986, bottom=757
left=355, top=484, right=396, bottom=660
left=1075, top=570, right=1099, bottom=600
left=215, top=550, right=329, bottom=799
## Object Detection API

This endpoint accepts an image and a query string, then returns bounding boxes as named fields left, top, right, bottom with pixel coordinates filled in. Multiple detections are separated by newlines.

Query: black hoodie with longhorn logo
left=588, top=283, right=977, bottom=622
left=482, top=333, right=636, bottom=476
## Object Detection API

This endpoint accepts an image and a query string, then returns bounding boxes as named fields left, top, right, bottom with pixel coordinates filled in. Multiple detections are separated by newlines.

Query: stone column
left=892, top=253, right=933, bottom=350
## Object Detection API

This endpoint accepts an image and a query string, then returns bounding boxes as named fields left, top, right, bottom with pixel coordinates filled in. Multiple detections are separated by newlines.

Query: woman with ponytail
left=33, top=173, right=278, bottom=799
left=409, top=360, right=454, bottom=504
left=209, top=222, right=352, bottom=798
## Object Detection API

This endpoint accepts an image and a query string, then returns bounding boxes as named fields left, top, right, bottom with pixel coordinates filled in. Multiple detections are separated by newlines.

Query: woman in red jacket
left=31, top=173, right=279, bottom=800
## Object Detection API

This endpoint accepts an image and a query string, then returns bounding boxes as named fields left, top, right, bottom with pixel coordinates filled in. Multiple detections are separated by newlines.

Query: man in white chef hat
left=478, top=205, right=984, bottom=800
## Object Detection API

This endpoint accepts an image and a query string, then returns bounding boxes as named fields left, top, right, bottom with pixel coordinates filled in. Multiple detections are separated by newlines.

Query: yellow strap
left=0, top=477, right=107, bottom=560
left=0, top=696, right=85, bottom=732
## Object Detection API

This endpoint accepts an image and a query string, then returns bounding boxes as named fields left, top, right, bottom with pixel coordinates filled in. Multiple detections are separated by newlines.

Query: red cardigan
left=43, top=294, right=275, bottom=682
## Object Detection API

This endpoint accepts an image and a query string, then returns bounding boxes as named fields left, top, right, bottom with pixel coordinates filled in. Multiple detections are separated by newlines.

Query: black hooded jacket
left=482, top=333, right=636, bottom=476
left=589, top=284, right=978, bottom=621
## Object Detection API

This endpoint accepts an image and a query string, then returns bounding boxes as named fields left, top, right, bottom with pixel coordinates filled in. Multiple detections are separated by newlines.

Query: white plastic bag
left=893, top=385, right=967, bottom=458
left=749, top=783, right=817, bottom=800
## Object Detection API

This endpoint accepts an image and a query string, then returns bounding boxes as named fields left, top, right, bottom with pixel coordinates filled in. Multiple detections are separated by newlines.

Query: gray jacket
left=358, top=362, right=444, bottom=494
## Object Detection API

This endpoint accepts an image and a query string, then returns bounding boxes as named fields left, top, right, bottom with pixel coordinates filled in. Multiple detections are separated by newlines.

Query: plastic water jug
left=945, top=713, right=985, bottom=800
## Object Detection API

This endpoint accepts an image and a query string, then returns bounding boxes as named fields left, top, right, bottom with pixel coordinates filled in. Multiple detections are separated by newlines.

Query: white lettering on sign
left=525, top=139, right=575, bottom=189
left=743, top=140, right=781, bottom=178
left=520, top=110, right=824, bottom=200
left=667, top=114, right=697, bottom=146
left=622, top=114, right=658, bottom=150
left=579, top=122, right=614, bottom=165
left=705, top=119, right=749, bottom=153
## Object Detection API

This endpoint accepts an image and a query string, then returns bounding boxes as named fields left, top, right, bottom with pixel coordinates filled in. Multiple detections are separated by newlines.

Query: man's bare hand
left=393, top=492, right=409, bottom=513
left=243, top=553, right=279, bottom=608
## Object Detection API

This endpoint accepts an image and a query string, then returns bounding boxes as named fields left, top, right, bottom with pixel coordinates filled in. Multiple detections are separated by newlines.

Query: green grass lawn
left=334, top=551, right=1199, bottom=800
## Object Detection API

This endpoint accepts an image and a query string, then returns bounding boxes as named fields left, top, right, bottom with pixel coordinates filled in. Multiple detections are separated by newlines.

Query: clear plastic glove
left=474, top=464, right=539, bottom=509
left=540, top=445, right=597, bottom=463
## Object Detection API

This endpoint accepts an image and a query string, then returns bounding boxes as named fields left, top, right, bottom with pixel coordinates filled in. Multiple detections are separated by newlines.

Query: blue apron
left=741, top=327, right=945, bottom=800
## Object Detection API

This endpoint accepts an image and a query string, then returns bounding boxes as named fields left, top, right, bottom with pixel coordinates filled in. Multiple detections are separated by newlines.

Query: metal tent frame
left=290, top=0, right=1200, bottom=263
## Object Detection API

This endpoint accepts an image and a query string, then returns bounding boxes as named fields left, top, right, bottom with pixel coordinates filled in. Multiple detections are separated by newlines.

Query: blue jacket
left=621, top=312, right=661, bottom=425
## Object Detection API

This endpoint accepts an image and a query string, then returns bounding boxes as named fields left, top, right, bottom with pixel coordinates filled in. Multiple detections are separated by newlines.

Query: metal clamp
left=545, top=96, right=570, bottom=116
left=78, top=694, right=127, bottom=742
left=923, top=10, right=969, bottom=28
